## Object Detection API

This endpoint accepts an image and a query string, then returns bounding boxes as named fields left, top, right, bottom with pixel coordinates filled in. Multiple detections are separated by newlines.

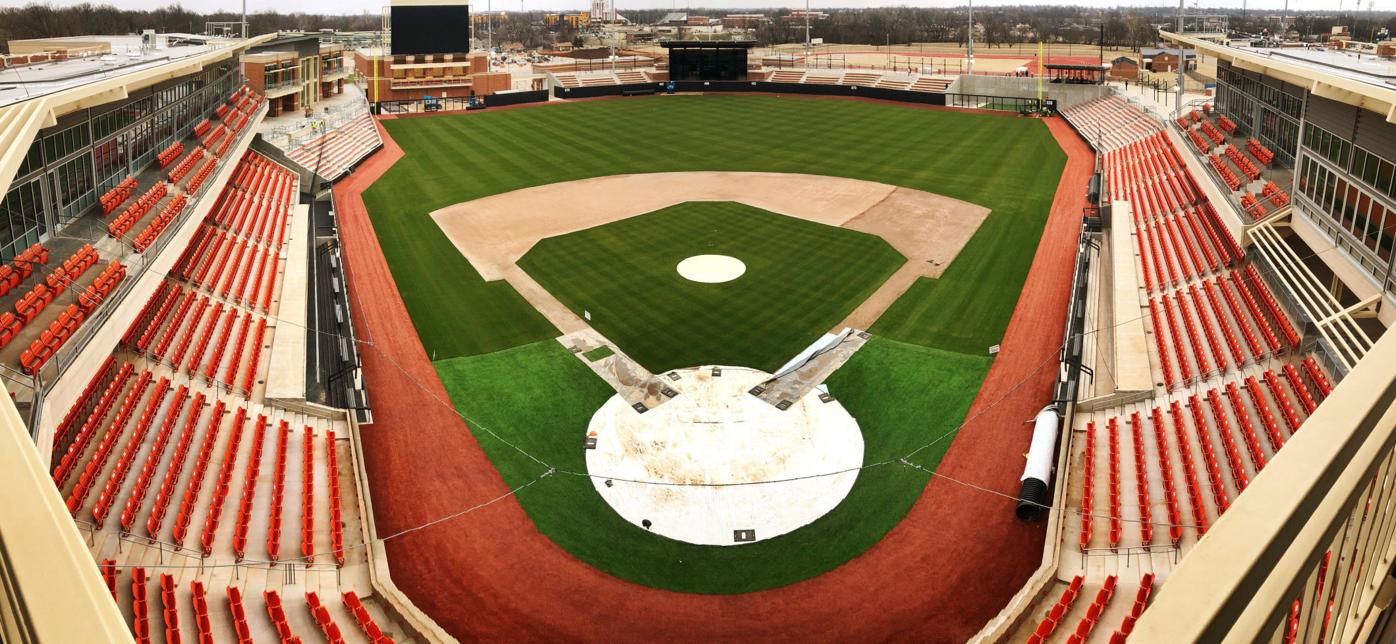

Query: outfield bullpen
left=345, top=95, right=1088, bottom=638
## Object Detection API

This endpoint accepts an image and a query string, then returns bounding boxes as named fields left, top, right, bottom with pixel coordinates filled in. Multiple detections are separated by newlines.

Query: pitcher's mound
left=676, top=254, right=746, bottom=283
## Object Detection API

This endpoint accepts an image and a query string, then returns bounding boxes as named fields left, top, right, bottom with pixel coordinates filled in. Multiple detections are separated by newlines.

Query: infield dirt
left=430, top=171, right=989, bottom=333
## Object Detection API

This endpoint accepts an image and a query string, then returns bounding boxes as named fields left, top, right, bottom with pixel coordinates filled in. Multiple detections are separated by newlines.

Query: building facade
left=1205, top=54, right=1396, bottom=297
left=0, top=57, right=240, bottom=260
left=241, top=36, right=349, bottom=117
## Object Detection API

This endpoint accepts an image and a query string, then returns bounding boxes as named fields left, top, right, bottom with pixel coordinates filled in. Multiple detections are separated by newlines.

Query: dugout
left=662, top=40, right=755, bottom=81
left=1045, top=64, right=1106, bottom=85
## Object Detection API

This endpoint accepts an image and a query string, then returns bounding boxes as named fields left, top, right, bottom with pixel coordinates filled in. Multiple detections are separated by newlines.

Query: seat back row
left=100, top=176, right=139, bottom=214
left=19, top=260, right=126, bottom=373
left=108, top=181, right=168, bottom=238
left=132, top=194, right=189, bottom=252
left=0, top=243, right=50, bottom=297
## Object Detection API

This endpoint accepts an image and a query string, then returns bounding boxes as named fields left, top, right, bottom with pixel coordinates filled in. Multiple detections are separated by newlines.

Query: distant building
left=782, top=10, right=828, bottom=23
left=1141, top=47, right=1198, bottom=73
left=544, top=13, right=590, bottom=28
left=472, top=12, right=508, bottom=26
left=723, top=14, right=769, bottom=29
left=1106, top=55, right=1140, bottom=81
left=659, top=12, right=689, bottom=26
left=241, top=34, right=349, bottom=116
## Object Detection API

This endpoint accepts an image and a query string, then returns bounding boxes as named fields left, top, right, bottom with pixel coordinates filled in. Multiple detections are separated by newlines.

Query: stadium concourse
left=331, top=103, right=1094, bottom=641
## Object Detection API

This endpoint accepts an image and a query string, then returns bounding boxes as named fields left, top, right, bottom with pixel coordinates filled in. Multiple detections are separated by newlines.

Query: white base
left=584, top=366, right=863, bottom=546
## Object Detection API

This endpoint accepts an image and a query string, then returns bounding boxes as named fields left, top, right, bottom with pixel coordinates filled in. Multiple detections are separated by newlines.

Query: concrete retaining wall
left=954, top=75, right=1108, bottom=109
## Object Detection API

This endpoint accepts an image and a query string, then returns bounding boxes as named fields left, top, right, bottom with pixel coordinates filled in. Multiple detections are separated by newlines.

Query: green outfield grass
left=370, top=96, right=1067, bottom=593
left=518, top=201, right=904, bottom=373
left=433, top=336, right=990, bottom=594
left=364, top=95, right=1065, bottom=359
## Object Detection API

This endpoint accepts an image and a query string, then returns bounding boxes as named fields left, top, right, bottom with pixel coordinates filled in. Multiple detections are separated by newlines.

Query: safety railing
left=1132, top=326, right=1396, bottom=643
left=0, top=378, right=129, bottom=641
left=31, top=101, right=268, bottom=398
left=264, top=97, right=370, bottom=149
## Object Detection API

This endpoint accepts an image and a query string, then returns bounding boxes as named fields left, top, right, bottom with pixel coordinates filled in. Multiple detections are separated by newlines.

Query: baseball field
left=362, top=95, right=1065, bottom=358
left=358, top=95, right=1067, bottom=594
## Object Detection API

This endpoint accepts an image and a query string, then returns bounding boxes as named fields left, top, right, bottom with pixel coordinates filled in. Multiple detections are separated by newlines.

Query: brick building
left=240, top=35, right=349, bottom=116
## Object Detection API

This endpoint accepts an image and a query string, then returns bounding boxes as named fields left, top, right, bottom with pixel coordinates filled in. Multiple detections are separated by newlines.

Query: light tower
left=967, top=0, right=974, bottom=75
left=1175, top=0, right=1185, bottom=115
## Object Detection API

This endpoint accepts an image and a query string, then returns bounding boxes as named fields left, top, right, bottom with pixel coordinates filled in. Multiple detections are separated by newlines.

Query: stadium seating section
left=1060, top=96, right=1163, bottom=151
left=284, top=112, right=383, bottom=181
left=99, top=565, right=394, bottom=644
left=1051, top=92, right=1333, bottom=636
left=1170, top=109, right=1287, bottom=204
left=34, top=138, right=386, bottom=641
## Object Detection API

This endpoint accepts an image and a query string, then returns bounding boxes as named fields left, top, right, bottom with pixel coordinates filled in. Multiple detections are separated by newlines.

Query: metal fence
left=263, top=98, right=371, bottom=150
left=374, top=90, right=549, bottom=114
left=550, top=80, right=1044, bottom=113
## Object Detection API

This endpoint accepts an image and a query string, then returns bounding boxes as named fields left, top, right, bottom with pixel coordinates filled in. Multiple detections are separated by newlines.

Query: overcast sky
left=0, top=0, right=1376, bottom=16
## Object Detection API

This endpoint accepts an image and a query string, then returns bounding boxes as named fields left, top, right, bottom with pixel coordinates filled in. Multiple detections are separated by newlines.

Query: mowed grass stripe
left=518, top=202, right=904, bottom=373
left=365, top=95, right=1065, bottom=359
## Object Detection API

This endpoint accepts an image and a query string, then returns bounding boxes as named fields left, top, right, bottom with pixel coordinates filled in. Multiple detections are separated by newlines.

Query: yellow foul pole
left=1037, top=40, right=1044, bottom=105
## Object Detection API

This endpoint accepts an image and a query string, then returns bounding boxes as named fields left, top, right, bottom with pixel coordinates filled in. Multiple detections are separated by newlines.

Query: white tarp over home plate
left=584, top=365, right=863, bottom=546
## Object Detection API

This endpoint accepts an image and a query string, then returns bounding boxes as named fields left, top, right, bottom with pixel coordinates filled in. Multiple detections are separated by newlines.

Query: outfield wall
left=952, top=75, right=1108, bottom=109
left=555, top=81, right=950, bottom=104
left=552, top=81, right=1044, bottom=112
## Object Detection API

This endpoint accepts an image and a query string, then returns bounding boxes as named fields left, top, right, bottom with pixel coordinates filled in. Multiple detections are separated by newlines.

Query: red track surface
left=334, top=113, right=1094, bottom=642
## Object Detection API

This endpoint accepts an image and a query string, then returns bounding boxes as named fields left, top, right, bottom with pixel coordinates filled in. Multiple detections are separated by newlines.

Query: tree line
left=0, top=3, right=378, bottom=52
left=1, top=2, right=1393, bottom=55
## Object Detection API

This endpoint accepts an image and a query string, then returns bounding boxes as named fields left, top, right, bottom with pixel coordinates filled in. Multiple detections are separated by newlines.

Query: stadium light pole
left=966, top=0, right=974, bottom=75
left=1175, top=0, right=1184, bottom=116
left=803, top=0, right=810, bottom=63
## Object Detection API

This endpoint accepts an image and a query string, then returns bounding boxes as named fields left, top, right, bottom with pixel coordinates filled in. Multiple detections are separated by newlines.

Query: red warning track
left=334, top=112, right=1094, bottom=642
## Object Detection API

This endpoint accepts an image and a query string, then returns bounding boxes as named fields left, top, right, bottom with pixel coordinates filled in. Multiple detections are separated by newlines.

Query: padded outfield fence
left=374, top=90, right=551, bottom=114
left=550, top=81, right=1043, bottom=112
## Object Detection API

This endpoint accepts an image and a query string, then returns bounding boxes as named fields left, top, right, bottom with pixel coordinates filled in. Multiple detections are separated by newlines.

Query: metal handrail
left=1132, top=328, right=1396, bottom=642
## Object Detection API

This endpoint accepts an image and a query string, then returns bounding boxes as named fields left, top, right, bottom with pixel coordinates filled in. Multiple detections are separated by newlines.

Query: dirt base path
left=336, top=115, right=1093, bottom=643
left=430, top=172, right=988, bottom=334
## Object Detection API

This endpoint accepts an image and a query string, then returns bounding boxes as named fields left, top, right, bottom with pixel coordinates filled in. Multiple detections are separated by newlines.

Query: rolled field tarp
left=1016, top=405, right=1061, bottom=522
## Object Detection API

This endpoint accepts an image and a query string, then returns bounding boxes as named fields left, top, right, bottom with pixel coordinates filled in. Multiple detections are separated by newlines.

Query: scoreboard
left=391, top=0, right=471, bottom=56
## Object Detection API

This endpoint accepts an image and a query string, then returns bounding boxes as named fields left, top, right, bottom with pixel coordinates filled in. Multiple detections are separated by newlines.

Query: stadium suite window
left=42, top=123, right=90, bottom=164
left=1303, top=123, right=1351, bottom=170
left=50, top=153, right=94, bottom=224
left=93, top=134, right=127, bottom=190
left=15, top=140, right=43, bottom=178
left=1300, top=154, right=1396, bottom=263
left=0, top=178, right=46, bottom=262
left=1352, top=147, right=1396, bottom=202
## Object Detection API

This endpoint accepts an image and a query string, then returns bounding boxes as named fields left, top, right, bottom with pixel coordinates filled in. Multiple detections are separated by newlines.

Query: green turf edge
left=433, top=335, right=991, bottom=594
left=582, top=345, right=615, bottom=362
left=363, top=95, right=1066, bottom=360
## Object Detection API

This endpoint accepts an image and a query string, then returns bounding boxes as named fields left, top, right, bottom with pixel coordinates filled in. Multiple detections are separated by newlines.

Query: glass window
left=50, top=153, right=93, bottom=223
left=0, top=177, right=46, bottom=261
